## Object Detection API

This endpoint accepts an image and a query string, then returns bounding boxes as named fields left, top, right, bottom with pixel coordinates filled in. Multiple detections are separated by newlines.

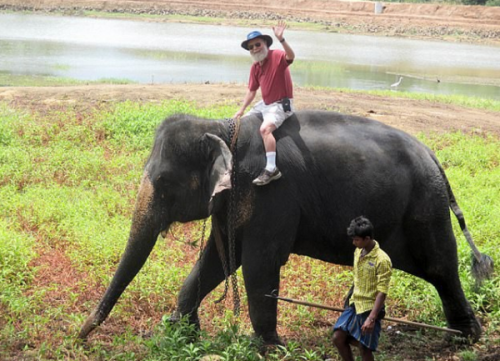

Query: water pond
left=1, top=13, right=499, bottom=99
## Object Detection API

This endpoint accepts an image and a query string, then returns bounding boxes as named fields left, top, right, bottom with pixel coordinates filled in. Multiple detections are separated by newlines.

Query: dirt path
left=1, top=0, right=500, bottom=45
left=1, top=84, right=499, bottom=137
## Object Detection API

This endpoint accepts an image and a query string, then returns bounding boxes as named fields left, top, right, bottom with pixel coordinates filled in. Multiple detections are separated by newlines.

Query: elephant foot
left=252, top=331, right=284, bottom=346
left=448, top=319, right=482, bottom=344
left=167, top=309, right=200, bottom=328
left=166, top=309, right=181, bottom=323
left=163, top=310, right=201, bottom=342
left=254, top=334, right=285, bottom=358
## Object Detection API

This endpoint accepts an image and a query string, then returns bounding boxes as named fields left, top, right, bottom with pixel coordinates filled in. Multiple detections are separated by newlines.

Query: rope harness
left=196, top=117, right=241, bottom=316
left=225, top=117, right=241, bottom=315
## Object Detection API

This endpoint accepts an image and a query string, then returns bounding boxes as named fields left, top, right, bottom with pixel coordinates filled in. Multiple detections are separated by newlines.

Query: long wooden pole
left=265, top=294, right=462, bottom=335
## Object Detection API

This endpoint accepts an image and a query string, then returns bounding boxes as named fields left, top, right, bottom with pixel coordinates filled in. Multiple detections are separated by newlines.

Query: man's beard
left=251, top=46, right=269, bottom=63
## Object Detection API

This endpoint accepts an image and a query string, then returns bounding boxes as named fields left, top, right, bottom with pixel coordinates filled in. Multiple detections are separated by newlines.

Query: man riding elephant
left=78, top=110, right=493, bottom=345
left=234, top=21, right=296, bottom=186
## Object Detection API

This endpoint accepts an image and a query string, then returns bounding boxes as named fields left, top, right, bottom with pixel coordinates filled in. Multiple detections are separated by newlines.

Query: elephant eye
left=157, top=172, right=188, bottom=189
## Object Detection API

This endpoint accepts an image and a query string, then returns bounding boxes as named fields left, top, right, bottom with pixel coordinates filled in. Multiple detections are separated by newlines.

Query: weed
left=459, top=349, right=478, bottom=361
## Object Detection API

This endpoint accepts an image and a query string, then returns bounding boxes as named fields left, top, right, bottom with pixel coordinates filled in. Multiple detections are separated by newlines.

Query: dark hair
left=347, top=216, right=374, bottom=239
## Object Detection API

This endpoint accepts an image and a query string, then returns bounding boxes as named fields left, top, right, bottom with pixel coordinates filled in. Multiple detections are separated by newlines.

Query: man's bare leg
left=333, top=330, right=355, bottom=361
left=260, top=120, right=277, bottom=154
left=359, top=344, right=375, bottom=361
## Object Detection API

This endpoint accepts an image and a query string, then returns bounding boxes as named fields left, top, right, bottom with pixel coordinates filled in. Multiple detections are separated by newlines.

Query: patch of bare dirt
left=1, top=83, right=499, bottom=137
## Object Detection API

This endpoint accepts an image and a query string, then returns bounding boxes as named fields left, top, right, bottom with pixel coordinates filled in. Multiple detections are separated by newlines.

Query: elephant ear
left=201, top=133, right=233, bottom=214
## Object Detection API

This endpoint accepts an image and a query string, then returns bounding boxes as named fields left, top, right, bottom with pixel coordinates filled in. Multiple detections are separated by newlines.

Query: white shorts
left=245, top=99, right=294, bottom=128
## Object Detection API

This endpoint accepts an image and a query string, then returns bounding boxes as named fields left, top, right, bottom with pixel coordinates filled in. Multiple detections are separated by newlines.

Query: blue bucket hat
left=241, top=31, right=273, bottom=51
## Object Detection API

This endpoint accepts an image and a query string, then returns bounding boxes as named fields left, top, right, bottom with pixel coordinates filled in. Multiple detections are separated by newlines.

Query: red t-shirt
left=248, top=49, right=293, bottom=105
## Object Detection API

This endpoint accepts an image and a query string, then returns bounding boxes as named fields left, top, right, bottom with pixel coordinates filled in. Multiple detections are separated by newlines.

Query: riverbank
left=1, top=0, right=500, bottom=45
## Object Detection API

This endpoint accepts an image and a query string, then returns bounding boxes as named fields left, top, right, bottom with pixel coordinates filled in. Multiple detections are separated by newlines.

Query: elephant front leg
left=242, top=256, right=283, bottom=345
left=240, top=203, right=300, bottom=345
left=171, top=233, right=240, bottom=327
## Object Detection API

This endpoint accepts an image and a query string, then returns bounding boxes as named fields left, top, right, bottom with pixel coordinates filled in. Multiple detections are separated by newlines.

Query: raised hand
left=272, top=20, right=287, bottom=41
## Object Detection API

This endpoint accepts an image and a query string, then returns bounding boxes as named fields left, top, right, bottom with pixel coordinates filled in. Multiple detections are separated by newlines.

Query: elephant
left=78, top=110, right=493, bottom=344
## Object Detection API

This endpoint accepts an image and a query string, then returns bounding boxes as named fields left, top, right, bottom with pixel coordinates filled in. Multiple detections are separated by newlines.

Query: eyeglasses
left=248, top=42, right=262, bottom=50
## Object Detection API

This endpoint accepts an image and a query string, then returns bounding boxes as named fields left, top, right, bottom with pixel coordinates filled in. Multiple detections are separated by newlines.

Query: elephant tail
left=431, top=152, right=494, bottom=284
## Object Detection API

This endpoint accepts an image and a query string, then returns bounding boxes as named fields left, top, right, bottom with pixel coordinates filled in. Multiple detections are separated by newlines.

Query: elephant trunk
left=78, top=172, right=165, bottom=339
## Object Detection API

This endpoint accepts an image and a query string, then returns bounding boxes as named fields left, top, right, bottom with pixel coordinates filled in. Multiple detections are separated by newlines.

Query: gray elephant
left=79, top=111, right=493, bottom=344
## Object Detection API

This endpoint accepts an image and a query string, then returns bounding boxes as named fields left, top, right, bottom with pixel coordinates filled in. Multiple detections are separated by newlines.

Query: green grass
left=0, top=73, right=135, bottom=87
left=374, top=90, right=500, bottom=112
left=82, top=10, right=233, bottom=26
left=0, top=99, right=499, bottom=360
left=306, top=86, right=500, bottom=112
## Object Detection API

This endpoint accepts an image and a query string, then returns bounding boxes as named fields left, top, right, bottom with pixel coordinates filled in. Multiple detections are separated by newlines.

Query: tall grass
left=0, top=100, right=498, bottom=360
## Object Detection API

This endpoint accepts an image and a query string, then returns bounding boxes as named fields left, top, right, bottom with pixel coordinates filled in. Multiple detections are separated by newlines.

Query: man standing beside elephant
left=333, top=216, right=392, bottom=361
left=234, top=20, right=295, bottom=186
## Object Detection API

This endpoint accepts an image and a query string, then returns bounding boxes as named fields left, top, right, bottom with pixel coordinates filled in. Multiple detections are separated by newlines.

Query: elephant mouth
left=160, top=227, right=169, bottom=239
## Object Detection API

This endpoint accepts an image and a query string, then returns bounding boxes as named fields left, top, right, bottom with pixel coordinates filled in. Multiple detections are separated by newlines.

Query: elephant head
left=78, top=115, right=232, bottom=339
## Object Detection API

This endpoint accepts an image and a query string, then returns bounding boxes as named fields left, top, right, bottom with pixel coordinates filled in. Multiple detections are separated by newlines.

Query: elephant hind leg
left=429, top=275, right=481, bottom=342
left=422, top=239, right=480, bottom=340
left=402, top=212, right=481, bottom=342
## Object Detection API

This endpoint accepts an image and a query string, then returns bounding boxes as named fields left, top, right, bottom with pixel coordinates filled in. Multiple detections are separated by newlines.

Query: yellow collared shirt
left=352, top=240, right=392, bottom=314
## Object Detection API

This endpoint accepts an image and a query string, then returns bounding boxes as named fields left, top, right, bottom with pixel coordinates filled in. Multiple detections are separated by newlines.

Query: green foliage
left=313, top=87, right=500, bottom=112
left=0, top=72, right=135, bottom=87
left=147, top=315, right=263, bottom=361
left=0, top=104, right=18, bottom=146
left=407, top=132, right=500, bottom=336
left=101, top=100, right=234, bottom=150
left=0, top=220, right=36, bottom=308
left=459, top=349, right=478, bottom=361
left=147, top=315, right=330, bottom=361
left=462, top=0, right=487, bottom=5
left=0, top=99, right=499, bottom=360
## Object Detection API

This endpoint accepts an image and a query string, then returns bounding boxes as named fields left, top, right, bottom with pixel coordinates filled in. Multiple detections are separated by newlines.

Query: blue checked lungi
left=333, top=305, right=382, bottom=351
